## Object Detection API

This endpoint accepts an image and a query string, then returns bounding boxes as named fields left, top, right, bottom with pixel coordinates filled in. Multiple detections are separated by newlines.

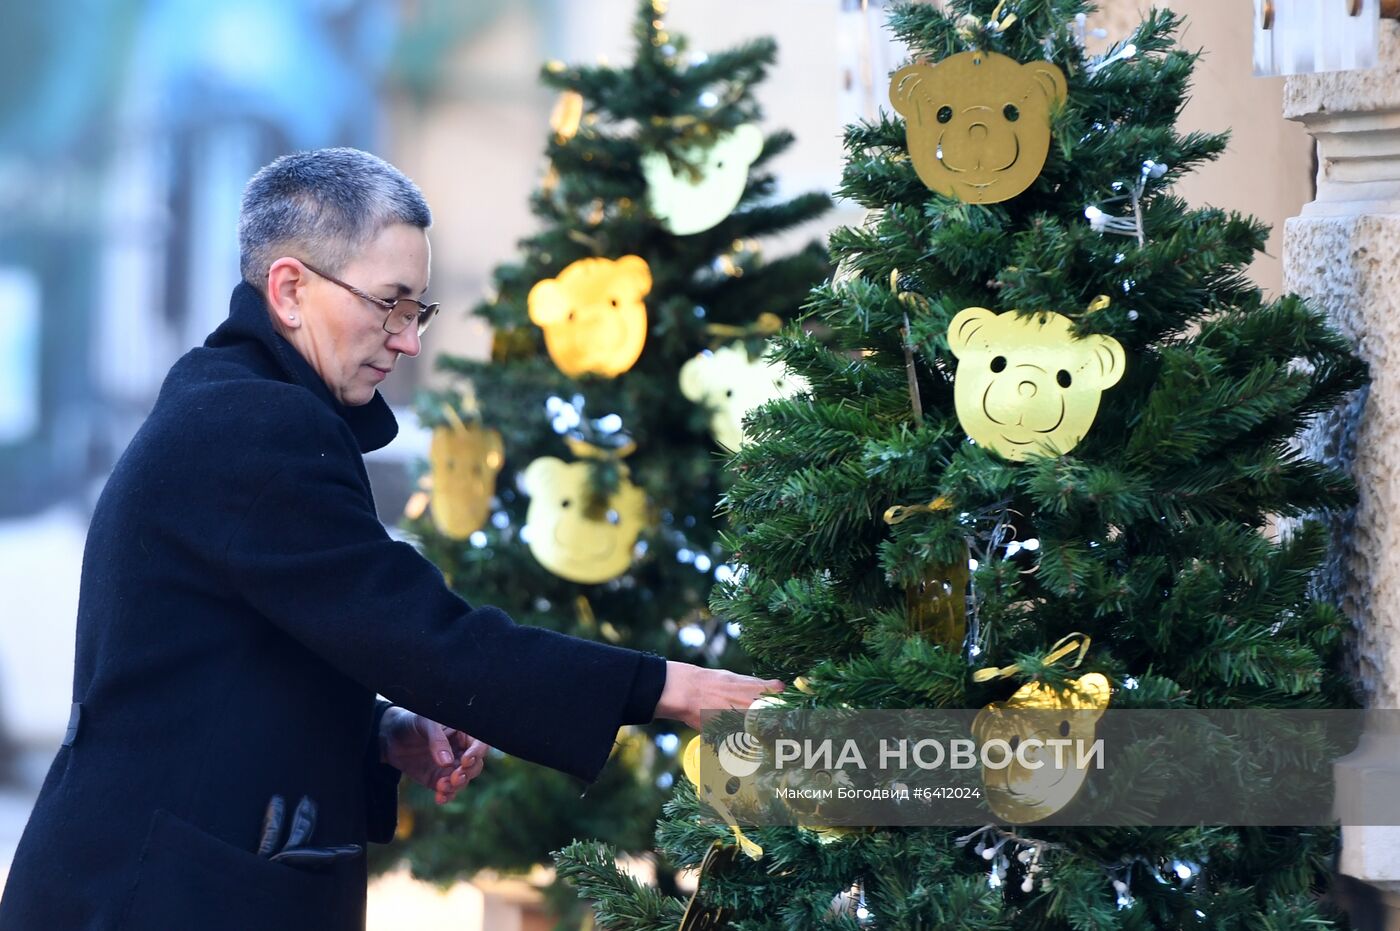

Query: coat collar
left=205, top=281, right=399, bottom=453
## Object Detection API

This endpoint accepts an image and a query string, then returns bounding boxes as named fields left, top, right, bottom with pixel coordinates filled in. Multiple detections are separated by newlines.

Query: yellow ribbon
left=440, top=403, right=467, bottom=434
left=1085, top=294, right=1112, bottom=315
left=564, top=435, right=638, bottom=461
left=889, top=269, right=929, bottom=312
left=956, top=0, right=1018, bottom=40
left=884, top=495, right=952, bottom=526
left=973, top=632, right=1091, bottom=683
left=704, top=312, right=783, bottom=340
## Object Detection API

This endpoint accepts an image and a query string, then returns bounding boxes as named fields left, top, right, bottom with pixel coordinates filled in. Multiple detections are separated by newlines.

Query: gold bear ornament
left=947, top=307, right=1125, bottom=461
left=520, top=456, right=647, bottom=584
left=972, top=672, right=1111, bottom=823
left=642, top=124, right=764, bottom=236
left=890, top=50, right=1067, bottom=204
left=678, top=342, right=807, bottom=452
left=428, top=410, right=504, bottom=540
left=527, top=255, right=652, bottom=378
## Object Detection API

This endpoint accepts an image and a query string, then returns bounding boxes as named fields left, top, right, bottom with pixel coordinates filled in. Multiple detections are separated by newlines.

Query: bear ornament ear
left=527, top=278, right=566, bottom=327
left=612, top=254, right=653, bottom=299
left=946, top=307, right=998, bottom=359
left=1021, top=59, right=1068, bottom=107
left=727, top=123, right=765, bottom=164
left=678, top=352, right=714, bottom=404
left=1077, top=333, right=1127, bottom=391
left=889, top=62, right=937, bottom=123
left=522, top=457, right=566, bottom=496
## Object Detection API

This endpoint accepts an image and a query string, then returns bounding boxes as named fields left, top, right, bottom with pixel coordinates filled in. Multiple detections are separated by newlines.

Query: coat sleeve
left=221, top=402, right=667, bottom=784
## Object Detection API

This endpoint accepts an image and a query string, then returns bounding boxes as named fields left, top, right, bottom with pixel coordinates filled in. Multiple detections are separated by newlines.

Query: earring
left=289, top=315, right=297, bottom=322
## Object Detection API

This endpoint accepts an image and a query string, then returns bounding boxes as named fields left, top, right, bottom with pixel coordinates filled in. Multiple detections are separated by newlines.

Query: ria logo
left=717, top=731, right=765, bottom=778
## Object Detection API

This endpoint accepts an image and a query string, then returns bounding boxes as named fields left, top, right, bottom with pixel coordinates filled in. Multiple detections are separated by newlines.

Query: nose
left=1018, top=380, right=1037, bottom=398
left=968, top=122, right=989, bottom=142
left=387, top=325, right=422, bottom=358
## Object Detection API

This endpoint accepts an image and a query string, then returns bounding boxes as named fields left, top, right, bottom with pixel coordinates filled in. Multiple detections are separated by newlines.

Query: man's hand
left=654, top=661, right=786, bottom=729
left=379, top=707, right=488, bottom=804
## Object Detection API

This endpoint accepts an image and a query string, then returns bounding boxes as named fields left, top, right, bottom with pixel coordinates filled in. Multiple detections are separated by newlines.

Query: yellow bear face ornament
left=679, top=343, right=807, bottom=451
left=947, top=308, right=1125, bottom=461
left=521, top=457, right=648, bottom=584
left=683, top=734, right=767, bottom=860
left=890, top=51, right=1067, bottom=204
left=972, top=673, right=1111, bottom=823
left=527, top=256, right=652, bottom=378
left=642, top=124, right=764, bottom=236
left=429, top=419, right=504, bottom=539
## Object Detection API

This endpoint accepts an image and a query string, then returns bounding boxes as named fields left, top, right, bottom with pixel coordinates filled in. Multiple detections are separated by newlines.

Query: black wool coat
left=0, top=282, right=666, bottom=930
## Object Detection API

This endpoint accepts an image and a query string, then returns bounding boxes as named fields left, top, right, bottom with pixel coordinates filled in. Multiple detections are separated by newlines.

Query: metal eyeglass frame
left=300, top=260, right=440, bottom=336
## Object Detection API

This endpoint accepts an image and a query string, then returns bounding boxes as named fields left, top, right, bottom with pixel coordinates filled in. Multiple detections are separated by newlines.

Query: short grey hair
left=238, top=147, right=432, bottom=289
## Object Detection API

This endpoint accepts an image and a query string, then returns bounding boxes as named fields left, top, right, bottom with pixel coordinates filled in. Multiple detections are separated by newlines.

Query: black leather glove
left=257, top=795, right=363, bottom=871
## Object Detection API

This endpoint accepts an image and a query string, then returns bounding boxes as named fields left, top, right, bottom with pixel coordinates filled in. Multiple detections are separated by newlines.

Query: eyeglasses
left=300, top=260, right=440, bottom=336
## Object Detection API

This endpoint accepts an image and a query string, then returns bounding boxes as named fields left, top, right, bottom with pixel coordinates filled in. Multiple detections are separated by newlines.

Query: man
left=0, top=148, right=781, bottom=930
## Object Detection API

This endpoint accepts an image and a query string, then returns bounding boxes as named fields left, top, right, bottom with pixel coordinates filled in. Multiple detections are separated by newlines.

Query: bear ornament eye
left=1057, top=369, right=1072, bottom=388
left=937, top=105, right=953, bottom=124
left=1003, top=103, right=1020, bottom=122
left=991, top=355, right=1007, bottom=373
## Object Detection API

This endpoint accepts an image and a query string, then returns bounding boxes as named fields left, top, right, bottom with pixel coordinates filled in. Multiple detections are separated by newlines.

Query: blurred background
left=0, top=0, right=1309, bottom=925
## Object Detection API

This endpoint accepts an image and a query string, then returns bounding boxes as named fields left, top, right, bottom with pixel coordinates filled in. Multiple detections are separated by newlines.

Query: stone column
left=1284, top=19, right=1400, bottom=926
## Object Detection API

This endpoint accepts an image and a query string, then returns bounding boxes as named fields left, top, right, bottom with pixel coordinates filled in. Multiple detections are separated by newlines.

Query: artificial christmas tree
left=555, top=1, right=1368, bottom=928
left=380, top=0, right=831, bottom=922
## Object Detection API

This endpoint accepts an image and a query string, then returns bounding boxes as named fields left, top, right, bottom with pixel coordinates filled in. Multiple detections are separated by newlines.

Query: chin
left=339, top=387, right=377, bottom=407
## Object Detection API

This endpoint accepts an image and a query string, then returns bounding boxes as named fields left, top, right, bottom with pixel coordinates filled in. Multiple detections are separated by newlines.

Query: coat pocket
left=120, top=808, right=358, bottom=931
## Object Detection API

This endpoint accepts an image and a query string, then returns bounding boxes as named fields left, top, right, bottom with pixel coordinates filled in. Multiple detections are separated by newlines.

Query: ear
left=1075, top=673, right=1112, bottom=719
left=1081, top=334, right=1126, bottom=390
left=527, top=278, right=567, bottom=326
left=265, top=257, right=310, bottom=329
left=889, top=63, right=936, bottom=120
left=679, top=354, right=713, bottom=403
left=1020, top=60, right=1068, bottom=107
left=640, top=149, right=674, bottom=184
left=614, top=254, right=653, bottom=298
left=946, top=307, right=998, bottom=359
left=729, top=123, right=764, bottom=164
left=522, top=457, right=563, bottom=495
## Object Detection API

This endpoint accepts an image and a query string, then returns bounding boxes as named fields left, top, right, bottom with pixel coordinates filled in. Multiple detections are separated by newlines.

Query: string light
left=1084, top=159, right=1169, bottom=247
left=1087, top=42, right=1138, bottom=78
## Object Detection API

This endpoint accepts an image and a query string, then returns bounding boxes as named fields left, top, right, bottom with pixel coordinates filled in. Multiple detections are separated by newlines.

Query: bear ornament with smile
left=891, top=49, right=1067, bottom=204
left=947, top=306, right=1125, bottom=461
